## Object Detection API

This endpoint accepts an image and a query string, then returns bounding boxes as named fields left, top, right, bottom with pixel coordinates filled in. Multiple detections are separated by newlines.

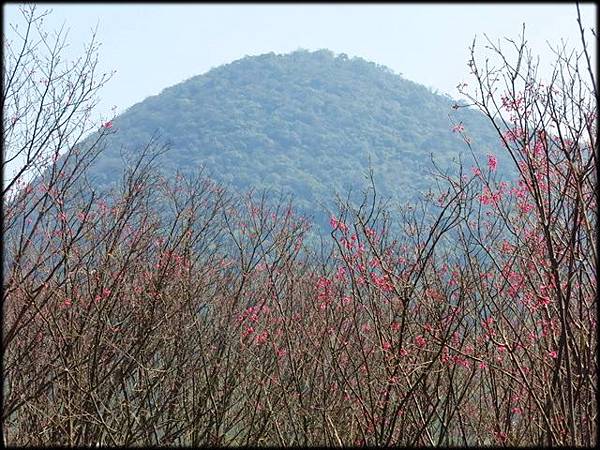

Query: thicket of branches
left=2, top=5, right=597, bottom=447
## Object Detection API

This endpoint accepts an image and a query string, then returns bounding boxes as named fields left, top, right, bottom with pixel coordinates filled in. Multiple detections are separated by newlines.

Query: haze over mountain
left=85, top=49, right=504, bottom=223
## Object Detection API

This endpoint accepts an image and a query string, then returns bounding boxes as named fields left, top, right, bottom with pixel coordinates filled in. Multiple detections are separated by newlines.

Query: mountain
left=84, top=49, right=504, bottom=224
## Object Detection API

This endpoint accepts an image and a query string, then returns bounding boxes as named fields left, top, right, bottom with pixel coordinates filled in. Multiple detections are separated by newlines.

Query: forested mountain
left=85, top=49, right=504, bottom=221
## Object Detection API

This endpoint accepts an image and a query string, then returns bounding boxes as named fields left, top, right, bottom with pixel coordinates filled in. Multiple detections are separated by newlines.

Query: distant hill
left=83, top=49, right=506, bottom=224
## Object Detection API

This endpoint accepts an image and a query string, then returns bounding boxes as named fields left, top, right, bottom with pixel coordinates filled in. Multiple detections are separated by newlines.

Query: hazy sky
left=3, top=2, right=597, bottom=123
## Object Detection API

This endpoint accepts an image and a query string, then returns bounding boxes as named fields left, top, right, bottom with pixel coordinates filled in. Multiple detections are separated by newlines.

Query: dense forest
left=83, top=49, right=505, bottom=224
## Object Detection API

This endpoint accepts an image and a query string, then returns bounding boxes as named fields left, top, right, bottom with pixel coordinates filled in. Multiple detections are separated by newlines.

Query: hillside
left=84, top=49, right=504, bottom=221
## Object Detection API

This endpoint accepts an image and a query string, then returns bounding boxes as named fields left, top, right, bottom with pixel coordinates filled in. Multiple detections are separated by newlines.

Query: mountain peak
left=83, top=49, right=501, bottom=225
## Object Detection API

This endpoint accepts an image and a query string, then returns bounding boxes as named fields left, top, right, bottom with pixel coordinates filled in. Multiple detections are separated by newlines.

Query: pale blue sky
left=3, top=2, right=597, bottom=123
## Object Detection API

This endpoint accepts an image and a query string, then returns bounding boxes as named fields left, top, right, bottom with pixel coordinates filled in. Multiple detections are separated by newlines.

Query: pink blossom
left=415, top=335, right=427, bottom=348
left=537, top=295, right=551, bottom=307
left=487, top=154, right=497, bottom=171
left=479, top=187, right=501, bottom=206
left=453, top=355, right=470, bottom=368
left=501, top=240, right=512, bottom=253
left=316, top=276, right=332, bottom=305
left=495, top=430, right=508, bottom=442
left=502, top=127, right=524, bottom=142
left=340, top=237, right=353, bottom=250
left=370, top=272, right=393, bottom=292
left=329, top=215, right=348, bottom=233
left=440, top=346, right=450, bottom=364
left=365, top=227, right=377, bottom=239
left=452, top=123, right=465, bottom=133
left=549, top=350, right=558, bottom=359
left=255, top=330, right=269, bottom=345
left=102, top=121, right=113, bottom=129
left=517, top=201, right=534, bottom=214
left=369, top=257, right=380, bottom=268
